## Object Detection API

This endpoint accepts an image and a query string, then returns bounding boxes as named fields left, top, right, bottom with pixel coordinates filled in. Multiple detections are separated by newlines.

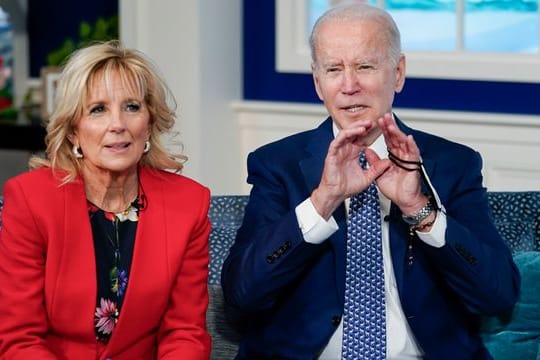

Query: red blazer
left=0, top=167, right=211, bottom=359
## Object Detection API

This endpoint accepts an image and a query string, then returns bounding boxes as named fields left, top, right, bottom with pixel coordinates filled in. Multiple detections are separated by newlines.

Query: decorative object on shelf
left=40, top=66, right=62, bottom=120
left=0, top=6, right=16, bottom=122
left=21, top=81, right=43, bottom=125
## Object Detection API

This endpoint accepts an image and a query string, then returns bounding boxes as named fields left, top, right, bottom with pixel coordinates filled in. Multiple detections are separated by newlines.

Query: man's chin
left=334, top=114, right=375, bottom=130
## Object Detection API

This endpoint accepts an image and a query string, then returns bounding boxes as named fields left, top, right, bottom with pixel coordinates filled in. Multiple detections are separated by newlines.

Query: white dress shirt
left=294, top=126, right=447, bottom=359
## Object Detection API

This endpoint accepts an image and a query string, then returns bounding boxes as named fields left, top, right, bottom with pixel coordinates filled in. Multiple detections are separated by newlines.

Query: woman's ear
left=67, top=133, right=77, bottom=146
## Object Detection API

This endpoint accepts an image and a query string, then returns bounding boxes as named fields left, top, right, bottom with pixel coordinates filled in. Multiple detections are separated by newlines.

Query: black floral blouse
left=88, top=199, right=140, bottom=343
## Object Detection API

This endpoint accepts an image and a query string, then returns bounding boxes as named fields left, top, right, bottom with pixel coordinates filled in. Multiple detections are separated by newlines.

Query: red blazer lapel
left=106, top=169, right=169, bottom=352
left=48, top=179, right=97, bottom=341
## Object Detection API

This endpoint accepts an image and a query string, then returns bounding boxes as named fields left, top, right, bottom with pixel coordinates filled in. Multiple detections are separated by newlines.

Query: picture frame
left=40, top=66, right=63, bottom=120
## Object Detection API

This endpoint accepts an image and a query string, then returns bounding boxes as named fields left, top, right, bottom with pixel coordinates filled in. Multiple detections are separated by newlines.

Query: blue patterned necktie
left=342, top=151, right=386, bottom=360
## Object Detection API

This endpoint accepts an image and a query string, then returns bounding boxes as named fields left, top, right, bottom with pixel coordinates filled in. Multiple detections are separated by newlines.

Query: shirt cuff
left=295, top=198, right=339, bottom=244
left=415, top=208, right=447, bottom=248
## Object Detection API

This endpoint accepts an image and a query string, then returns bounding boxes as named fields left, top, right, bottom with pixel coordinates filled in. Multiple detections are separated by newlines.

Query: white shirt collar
left=332, top=121, right=388, bottom=160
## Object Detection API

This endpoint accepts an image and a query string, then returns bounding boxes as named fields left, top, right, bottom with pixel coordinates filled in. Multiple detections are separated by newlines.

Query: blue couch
left=207, top=193, right=540, bottom=360
left=1, top=193, right=539, bottom=359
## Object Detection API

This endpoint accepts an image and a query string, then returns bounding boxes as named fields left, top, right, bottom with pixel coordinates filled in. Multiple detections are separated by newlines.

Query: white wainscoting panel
left=232, top=101, right=540, bottom=194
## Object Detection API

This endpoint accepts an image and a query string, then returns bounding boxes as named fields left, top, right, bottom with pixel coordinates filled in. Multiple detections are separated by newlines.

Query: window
left=277, top=0, right=540, bottom=82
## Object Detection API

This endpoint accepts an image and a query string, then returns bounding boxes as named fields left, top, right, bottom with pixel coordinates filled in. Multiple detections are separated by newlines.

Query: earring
left=72, top=145, right=83, bottom=159
left=143, top=140, right=151, bottom=153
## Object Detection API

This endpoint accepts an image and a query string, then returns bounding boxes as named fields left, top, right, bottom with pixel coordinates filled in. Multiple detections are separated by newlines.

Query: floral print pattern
left=88, top=200, right=139, bottom=342
left=117, top=269, right=128, bottom=298
left=95, top=298, right=119, bottom=335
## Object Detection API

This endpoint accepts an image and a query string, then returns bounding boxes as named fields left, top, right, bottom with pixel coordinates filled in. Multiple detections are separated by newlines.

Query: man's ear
left=312, top=63, right=324, bottom=101
left=394, top=54, right=406, bottom=93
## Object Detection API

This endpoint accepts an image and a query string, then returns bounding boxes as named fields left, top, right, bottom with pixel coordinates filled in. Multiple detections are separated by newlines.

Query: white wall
left=120, top=0, right=243, bottom=195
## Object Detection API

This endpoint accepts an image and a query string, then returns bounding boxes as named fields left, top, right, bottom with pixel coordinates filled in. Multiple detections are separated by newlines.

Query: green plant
left=46, top=15, right=119, bottom=67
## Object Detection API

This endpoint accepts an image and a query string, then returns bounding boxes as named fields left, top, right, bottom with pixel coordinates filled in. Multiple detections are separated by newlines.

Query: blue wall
left=243, top=0, right=540, bottom=115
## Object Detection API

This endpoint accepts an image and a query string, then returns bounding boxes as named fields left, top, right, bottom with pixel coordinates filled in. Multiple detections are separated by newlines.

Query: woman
left=0, top=41, right=211, bottom=359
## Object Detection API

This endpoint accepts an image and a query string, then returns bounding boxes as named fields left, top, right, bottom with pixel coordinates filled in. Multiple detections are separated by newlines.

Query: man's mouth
left=343, top=105, right=365, bottom=113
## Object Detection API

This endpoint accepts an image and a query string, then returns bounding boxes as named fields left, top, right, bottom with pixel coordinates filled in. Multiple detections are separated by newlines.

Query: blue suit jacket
left=222, top=117, right=520, bottom=360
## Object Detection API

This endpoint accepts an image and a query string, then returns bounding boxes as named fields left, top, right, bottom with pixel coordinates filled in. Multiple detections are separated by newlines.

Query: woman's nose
left=108, top=111, right=126, bottom=131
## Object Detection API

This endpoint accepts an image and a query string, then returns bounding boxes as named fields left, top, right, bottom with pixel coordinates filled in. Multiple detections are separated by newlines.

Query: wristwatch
left=402, top=199, right=435, bottom=226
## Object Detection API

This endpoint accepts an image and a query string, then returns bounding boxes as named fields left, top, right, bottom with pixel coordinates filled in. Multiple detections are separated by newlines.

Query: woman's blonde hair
left=30, top=40, right=185, bottom=183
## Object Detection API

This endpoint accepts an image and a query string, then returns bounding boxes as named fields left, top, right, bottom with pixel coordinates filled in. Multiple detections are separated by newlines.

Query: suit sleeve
left=221, top=150, right=328, bottom=311
left=421, top=150, right=520, bottom=315
left=0, top=179, right=58, bottom=359
left=157, top=186, right=212, bottom=360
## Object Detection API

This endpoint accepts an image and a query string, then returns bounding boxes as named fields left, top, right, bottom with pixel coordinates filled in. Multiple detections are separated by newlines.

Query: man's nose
left=341, top=69, right=361, bottom=95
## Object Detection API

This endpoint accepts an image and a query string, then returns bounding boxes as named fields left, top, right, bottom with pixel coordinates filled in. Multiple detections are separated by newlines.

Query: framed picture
left=40, top=66, right=62, bottom=120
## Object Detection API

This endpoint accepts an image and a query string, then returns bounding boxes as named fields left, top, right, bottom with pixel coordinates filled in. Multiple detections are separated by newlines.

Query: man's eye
left=126, top=103, right=141, bottom=112
left=90, top=105, right=105, bottom=114
left=358, top=64, right=374, bottom=71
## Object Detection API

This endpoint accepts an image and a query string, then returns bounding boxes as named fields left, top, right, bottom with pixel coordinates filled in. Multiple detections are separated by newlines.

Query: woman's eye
left=126, top=103, right=141, bottom=112
left=89, top=105, right=105, bottom=114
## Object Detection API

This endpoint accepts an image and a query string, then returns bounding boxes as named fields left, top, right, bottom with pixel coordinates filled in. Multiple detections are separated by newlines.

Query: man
left=221, top=4, right=520, bottom=359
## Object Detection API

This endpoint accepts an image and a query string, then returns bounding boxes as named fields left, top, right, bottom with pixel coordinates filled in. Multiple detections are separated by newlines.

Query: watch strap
left=402, top=198, right=435, bottom=226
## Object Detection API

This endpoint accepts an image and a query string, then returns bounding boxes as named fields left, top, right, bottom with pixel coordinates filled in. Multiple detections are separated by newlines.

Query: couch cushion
left=207, top=285, right=242, bottom=359
left=487, top=192, right=540, bottom=252
left=208, top=195, right=248, bottom=286
left=480, top=251, right=540, bottom=359
left=207, top=196, right=248, bottom=359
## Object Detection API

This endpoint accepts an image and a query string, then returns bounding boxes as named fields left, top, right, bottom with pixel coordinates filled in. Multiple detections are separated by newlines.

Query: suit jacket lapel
left=299, top=118, right=348, bottom=302
left=299, top=119, right=333, bottom=192
left=390, top=116, right=437, bottom=295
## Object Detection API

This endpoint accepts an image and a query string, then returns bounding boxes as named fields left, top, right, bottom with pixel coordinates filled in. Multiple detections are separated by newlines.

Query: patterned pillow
left=487, top=192, right=540, bottom=252
left=209, top=227, right=238, bottom=285
left=207, top=195, right=248, bottom=285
